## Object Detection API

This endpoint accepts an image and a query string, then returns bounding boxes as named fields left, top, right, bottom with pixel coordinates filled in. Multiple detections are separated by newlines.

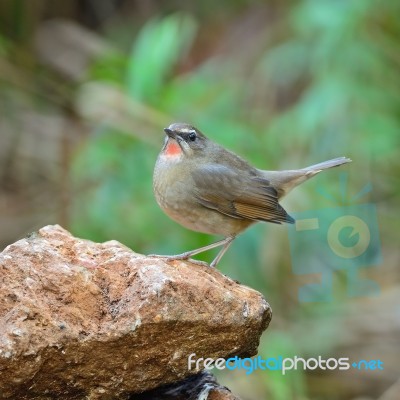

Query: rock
left=0, top=225, right=271, bottom=399
left=133, top=371, right=240, bottom=399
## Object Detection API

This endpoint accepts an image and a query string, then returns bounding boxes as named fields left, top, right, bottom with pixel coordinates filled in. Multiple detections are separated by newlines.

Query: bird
left=153, top=122, right=351, bottom=268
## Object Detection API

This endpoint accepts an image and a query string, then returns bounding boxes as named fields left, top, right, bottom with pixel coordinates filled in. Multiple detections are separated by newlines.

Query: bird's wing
left=191, top=164, right=294, bottom=224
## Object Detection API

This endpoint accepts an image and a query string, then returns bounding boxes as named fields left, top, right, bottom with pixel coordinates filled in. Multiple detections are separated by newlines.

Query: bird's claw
left=146, top=254, right=211, bottom=268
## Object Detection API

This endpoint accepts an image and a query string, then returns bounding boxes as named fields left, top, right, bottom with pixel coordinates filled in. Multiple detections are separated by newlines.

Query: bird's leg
left=209, top=236, right=235, bottom=268
left=148, top=235, right=236, bottom=267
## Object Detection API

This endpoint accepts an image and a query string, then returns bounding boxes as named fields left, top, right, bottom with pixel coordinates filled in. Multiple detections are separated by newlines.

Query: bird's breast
left=153, top=156, right=253, bottom=236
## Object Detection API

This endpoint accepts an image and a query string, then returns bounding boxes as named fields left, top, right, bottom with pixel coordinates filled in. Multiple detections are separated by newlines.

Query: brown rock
left=0, top=225, right=271, bottom=399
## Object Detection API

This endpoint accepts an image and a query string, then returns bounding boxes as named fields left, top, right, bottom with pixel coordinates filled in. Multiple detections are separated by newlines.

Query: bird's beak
left=164, top=128, right=175, bottom=138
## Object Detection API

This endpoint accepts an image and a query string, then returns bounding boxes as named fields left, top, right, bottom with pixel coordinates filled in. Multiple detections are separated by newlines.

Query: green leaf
left=126, top=13, right=197, bottom=104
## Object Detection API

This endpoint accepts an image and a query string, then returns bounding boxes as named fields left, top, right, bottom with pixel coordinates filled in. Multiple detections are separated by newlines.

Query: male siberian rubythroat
left=153, top=123, right=351, bottom=268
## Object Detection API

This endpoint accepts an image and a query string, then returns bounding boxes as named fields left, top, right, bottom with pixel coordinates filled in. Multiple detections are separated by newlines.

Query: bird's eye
left=188, top=132, right=197, bottom=141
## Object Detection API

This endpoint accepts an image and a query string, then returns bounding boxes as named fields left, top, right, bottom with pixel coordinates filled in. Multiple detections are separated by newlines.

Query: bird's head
left=161, top=123, right=208, bottom=159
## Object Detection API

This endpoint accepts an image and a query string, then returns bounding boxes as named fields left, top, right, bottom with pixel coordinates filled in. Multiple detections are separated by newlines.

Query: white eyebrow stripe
left=179, top=128, right=195, bottom=133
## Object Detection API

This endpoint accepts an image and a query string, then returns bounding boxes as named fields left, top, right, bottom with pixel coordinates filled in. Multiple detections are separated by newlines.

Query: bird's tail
left=303, top=157, right=352, bottom=174
left=261, top=157, right=352, bottom=198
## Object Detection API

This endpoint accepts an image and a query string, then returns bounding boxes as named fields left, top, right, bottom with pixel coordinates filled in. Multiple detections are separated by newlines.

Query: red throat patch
left=164, top=140, right=182, bottom=156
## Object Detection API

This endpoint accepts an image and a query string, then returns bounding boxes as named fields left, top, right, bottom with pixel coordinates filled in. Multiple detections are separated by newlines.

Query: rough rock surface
left=0, top=225, right=271, bottom=399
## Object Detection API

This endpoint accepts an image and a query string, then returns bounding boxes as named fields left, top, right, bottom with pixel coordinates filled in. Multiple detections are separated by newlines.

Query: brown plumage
left=153, top=122, right=351, bottom=267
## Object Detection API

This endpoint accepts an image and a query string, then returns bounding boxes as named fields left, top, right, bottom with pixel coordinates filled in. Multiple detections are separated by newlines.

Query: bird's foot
left=186, top=258, right=211, bottom=268
left=147, top=254, right=211, bottom=268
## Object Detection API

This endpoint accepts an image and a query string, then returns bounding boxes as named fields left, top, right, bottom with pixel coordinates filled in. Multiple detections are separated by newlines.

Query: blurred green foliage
left=126, top=13, right=197, bottom=103
left=71, top=2, right=400, bottom=397
left=69, top=2, right=400, bottom=397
